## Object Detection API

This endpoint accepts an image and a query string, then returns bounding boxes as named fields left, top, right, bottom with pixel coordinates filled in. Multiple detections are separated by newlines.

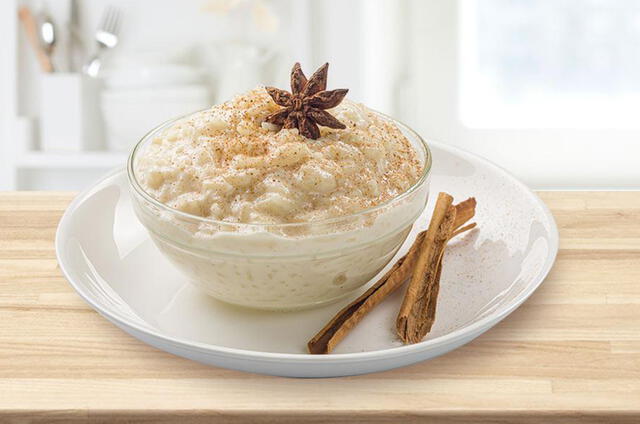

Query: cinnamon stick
left=307, top=231, right=426, bottom=354
left=396, top=193, right=457, bottom=344
left=452, top=197, right=476, bottom=230
left=450, top=222, right=476, bottom=239
left=307, top=193, right=477, bottom=354
left=396, top=197, right=476, bottom=343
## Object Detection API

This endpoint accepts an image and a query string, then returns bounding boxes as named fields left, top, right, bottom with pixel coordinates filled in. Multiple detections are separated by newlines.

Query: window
left=461, top=0, right=640, bottom=129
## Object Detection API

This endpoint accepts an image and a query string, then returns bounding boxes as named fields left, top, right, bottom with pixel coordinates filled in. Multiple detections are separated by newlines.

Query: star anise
left=264, top=62, right=349, bottom=140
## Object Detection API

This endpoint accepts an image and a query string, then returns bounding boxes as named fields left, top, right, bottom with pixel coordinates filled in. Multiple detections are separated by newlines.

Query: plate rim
left=55, top=141, right=559, bottom=363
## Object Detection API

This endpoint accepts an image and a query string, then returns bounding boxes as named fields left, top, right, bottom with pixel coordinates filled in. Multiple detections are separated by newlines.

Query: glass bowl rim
left=127, top=108, right=432, bottom=229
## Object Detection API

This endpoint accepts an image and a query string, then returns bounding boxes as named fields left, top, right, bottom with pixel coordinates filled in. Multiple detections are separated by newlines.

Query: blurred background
left=1, top=0, right=639, bottom=190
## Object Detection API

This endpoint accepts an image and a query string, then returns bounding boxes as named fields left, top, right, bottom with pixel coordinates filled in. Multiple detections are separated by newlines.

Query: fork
left=84, top=6, right=121, bottom=77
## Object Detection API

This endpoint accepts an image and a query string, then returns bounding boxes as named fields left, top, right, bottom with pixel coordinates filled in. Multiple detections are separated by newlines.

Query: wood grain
left=0, top=191, right=639, bottom=423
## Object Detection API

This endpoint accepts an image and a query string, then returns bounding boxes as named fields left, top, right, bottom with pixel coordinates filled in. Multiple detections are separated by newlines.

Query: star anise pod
left=264, top=62, right=349, bottom=140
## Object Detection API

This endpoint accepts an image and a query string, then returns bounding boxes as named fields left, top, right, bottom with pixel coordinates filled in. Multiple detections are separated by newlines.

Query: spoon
left=17, top=6, right=53, bottom=73
left=39, top=11, right=56, bottom=72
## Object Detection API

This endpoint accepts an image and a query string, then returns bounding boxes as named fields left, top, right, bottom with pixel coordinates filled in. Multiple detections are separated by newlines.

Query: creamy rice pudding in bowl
left=127, top=64, right=431, bottom=310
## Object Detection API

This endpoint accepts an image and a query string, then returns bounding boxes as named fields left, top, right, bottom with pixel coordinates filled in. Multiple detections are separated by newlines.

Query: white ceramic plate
left=56, top=142, right=558, bottom=377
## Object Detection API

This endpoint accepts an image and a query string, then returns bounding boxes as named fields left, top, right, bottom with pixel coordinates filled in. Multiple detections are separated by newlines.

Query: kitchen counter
left=0, top=191, right=638, bottom=423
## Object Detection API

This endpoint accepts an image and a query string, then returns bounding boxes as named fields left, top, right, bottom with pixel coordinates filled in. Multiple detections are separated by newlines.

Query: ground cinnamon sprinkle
left=135, top=87, right=423, bottom=225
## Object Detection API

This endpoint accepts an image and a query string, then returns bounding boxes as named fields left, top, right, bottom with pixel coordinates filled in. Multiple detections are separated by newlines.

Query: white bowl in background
left=101, top=85, right=210, bottom=151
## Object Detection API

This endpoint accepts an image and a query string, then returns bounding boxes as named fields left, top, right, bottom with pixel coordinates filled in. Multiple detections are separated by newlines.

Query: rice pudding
left=135, top=88, right=422, bottom=225
left=129, top=64, right=430, bottom=310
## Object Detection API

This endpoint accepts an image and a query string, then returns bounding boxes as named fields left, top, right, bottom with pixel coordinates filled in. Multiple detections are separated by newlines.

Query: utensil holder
left=40, top=73, right=104, bottom=151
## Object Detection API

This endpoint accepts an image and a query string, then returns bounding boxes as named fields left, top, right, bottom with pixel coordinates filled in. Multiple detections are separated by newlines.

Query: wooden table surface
left=1, top=191, right=639, bottom=423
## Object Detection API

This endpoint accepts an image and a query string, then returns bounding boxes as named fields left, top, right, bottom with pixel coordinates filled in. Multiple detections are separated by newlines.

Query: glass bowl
left=127, top=112, right=432, bottom=310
